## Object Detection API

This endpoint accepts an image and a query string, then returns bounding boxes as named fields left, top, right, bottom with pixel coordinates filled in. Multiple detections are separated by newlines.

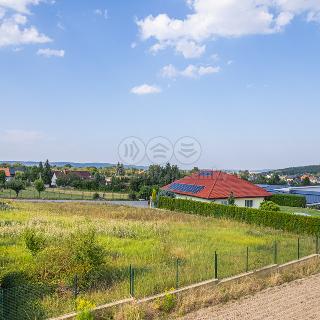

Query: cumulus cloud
left=37, top=48, right=64, bottom=57
left=0, top=0, right=41, bottom=14
left=130, top=84, right=162, bottom=95
left=0, top=13, right=51, bottom=47
left=137, top=0, right=320, bottom=58
left=0, top=0, right=51, bottom=47
left=161, top=64, right=220, bottom=78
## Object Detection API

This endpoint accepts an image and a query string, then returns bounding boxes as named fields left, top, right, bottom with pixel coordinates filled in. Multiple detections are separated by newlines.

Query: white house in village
left=162, top=170, right=271, bottom=209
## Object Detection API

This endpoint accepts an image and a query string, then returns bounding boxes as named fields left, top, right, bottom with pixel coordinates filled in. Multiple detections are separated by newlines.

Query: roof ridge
left=206, top=170, right=221, bottom=199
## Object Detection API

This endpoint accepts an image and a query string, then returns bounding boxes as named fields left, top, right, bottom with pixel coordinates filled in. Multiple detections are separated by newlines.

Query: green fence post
left=246, top=247, right=249, bottom=272
left=316, top=237, right=319, bottom=254
left=73, top=275, right=79, bottom=300
left=214, top=251, right=218, bottom=279
left=297, top=237, right=300, bottom=260
left=274, top=241, right=278, bottom=264
left=131, top=267, right=135, bottom=297
left=129, top=265, right=132, bottom=296
left=175, top=259, right=180, bottom=289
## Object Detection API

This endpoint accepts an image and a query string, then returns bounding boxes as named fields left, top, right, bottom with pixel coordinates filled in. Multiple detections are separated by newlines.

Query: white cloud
left=1, top=129, right=44, bottom=143
left=0, top=0, right=41, bottom=14
left=161, top=63, right=220, bottom=79
left=0, top=13, right=51, bottom=47
left=130, top=84, right=162, bottom=95
left=0, top=1, right=52, bottom=48
left=94, top=8, right=108, bottom=20
left=227, top=60, right=234, bottom=65
left=137, top=0, right=320, bottom=58
left=37, top=48, right=64, bottom=57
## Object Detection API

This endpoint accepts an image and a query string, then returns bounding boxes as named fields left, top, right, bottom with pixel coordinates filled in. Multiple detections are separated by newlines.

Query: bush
left=68, top=228, right=105, bottom=286
left=76, top=298, right=95, bottom=320
left=260, top=201, right=280, bottom=212
left=23, top=229, right=46, bottom=256
left=157, top=290, right=176, bottom=313
left=269, top=194, right=306, bottom=208
left=158, top=197, right=320, bottom=236
left=128, top=191, right=137, bottom=200
left=92, top=193, right=100, bottom=200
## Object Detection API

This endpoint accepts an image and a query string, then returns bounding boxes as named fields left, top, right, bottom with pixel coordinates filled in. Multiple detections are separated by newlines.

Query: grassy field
left=280, top=206, right=320, bottom=217
left=0, top=202, right=317, bottom=319
left=0, top=187, right=129, bottom=200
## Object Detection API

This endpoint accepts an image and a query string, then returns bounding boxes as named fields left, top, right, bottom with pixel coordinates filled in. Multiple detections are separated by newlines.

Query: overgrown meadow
left=0, top=202, right=316, bottom=318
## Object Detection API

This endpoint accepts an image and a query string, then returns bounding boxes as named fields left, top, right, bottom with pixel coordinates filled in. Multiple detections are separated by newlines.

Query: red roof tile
left=0, top=168, right=11, bottom=177
left=162, top=171, right=271, bottom=199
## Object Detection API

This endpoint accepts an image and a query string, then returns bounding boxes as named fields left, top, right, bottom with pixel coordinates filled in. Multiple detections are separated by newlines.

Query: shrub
left=269, top=194, right=306, bottom=208
left=158, top=197, right=320, bottom=236
left=23, top=229, right=46, bottom=256
left=68, top=228, right=105, bottom=286
left=76, top=298, right=95, bottom=320
left=157, top=290, right=176, bottom=313
left=92, top=193, right=100, bottom=200
left=260, top=201, right=280, bottom=212
left=128, top=191, right=137, bottom=200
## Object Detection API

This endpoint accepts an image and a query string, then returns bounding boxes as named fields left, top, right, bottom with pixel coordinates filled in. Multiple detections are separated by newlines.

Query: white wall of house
left=51, top=173, right=58, bottom=187
left=175, top=194, right=265, bottom=209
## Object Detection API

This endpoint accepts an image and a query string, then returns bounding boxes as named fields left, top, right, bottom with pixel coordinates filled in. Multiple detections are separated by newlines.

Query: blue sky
left=1, top=0, right=320, bottom=170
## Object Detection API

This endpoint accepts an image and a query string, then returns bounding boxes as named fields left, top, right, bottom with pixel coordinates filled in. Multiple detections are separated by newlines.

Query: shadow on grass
left=0, top=272, right=55, bottom=320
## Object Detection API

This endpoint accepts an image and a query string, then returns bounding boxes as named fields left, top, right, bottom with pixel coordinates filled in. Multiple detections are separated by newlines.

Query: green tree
left=0, top=170, right=6, bottom=185
left=227, top=192, right=235, bottom=205
left=24, top=228, right=46, bottom=256
left=43, top=160, right=53, bottom=186
left=34, top=179, right=45, bottom=198
left=239, top=170, right=250, bottom=181
left=302, top=176, right=311, bottom=186
left=6, top=178, right=25, bottom=198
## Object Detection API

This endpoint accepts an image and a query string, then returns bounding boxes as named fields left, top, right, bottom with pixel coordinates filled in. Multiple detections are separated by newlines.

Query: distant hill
left=272, top=165, right=320, bottom=175
left=0, top=161, right=147, bottom=170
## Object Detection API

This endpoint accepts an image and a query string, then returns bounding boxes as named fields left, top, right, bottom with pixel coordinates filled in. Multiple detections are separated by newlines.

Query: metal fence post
left=129, top=265, right=135, bottom=297
left=297, top=237, right=300, bottom=260
left=214, top=251, right=218, bottom=279
left=246, top=247, right=249, bottom=272
left=274, top=241, right=278, bottom=264
left=73, top=275, right=79, bottom=300
left=129, top=264, right=132, bottom=296
left=175, top=259, right=180, bottom=289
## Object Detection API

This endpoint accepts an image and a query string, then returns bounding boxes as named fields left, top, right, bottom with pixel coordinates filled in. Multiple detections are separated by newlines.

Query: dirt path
left=182, top=274, right=320, bottom=320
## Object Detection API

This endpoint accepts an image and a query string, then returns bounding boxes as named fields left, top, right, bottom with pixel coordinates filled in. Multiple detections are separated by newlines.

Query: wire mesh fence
left=0, top=236, right=318, bottom=320
left=0, top=188, right=129, bottom=201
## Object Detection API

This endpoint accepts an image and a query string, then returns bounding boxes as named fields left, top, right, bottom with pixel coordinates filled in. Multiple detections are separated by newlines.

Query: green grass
left=0, top=187, right=129, bottom=200
left=280, top=206, right=320, bottom=217
left=0, top=202, right=317, bottom=319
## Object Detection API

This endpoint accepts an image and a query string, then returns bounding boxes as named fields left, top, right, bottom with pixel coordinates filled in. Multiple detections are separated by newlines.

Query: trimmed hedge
left=269, top=194, right=306, bottom=208
left=158, top=197, right=320, bottom=236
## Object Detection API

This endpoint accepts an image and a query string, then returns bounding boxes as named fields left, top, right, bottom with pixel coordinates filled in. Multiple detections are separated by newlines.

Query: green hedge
left=269, top=194, right=306, bottom=208
left=158, top=197, right=320, bottom=236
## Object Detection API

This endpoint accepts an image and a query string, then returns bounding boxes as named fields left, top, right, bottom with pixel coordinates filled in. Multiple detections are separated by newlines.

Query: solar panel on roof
left=168, top=183, right=205, bottom=194
left=199, top=171, right=213, bottom=177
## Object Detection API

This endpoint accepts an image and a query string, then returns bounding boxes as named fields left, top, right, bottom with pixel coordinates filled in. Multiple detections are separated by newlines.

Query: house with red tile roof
left=51, top=170, right=93, bottom=187
left=0, top=167, right=15, bottom=182
left=162, top=170, right=271, bottom=208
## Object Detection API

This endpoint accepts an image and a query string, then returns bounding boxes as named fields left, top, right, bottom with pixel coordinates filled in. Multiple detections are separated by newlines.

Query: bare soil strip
left=182, top=273, right=320, bottom=320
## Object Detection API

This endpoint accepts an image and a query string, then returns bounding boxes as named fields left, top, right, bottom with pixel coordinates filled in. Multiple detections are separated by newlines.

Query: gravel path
left=182, top=274, right=320, bottom=320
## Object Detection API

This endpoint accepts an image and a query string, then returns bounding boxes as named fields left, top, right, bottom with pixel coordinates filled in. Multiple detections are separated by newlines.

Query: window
left=245, top=200, right=253, bottom=208
left=221, top=200, right=228, bottom=205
